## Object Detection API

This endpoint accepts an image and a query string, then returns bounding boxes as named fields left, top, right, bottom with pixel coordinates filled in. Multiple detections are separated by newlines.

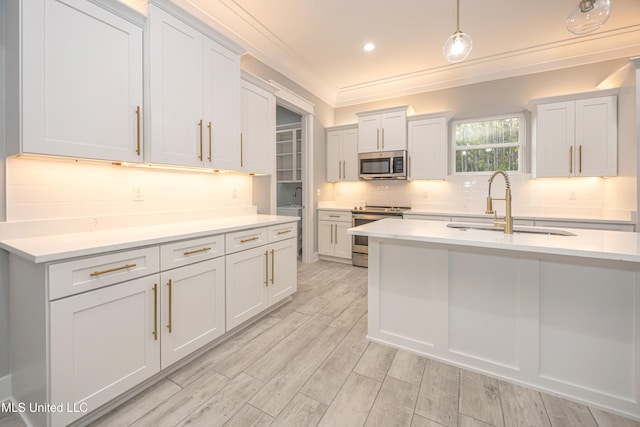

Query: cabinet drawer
left=160, top=235, right=224, bottom=271
left=225, top=227, right=268, bottom=254
left=49, top=247, right=160, bottom=300
left=268, top=222, right=297, bottom=243
left=318, top=210, right=352, bottom=222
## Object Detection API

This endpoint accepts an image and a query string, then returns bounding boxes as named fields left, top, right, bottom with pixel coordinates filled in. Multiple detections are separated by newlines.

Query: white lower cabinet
left=49, top=274, right=161, bottom=427
left=226, top=225, right=297, bottom=330
left=318, top=210, right=352, bottom=260
left=160, top=257, right=225, bottom=367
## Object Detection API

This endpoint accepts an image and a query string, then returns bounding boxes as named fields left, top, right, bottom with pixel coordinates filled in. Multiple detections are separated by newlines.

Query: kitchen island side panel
left=367, top=237, right=640, bottom=420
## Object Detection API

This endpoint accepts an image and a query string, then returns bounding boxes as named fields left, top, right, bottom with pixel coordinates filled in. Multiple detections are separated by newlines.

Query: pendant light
left=566, top=0, right=611, bottom=35
left=443, top=0, right=473, bottom=63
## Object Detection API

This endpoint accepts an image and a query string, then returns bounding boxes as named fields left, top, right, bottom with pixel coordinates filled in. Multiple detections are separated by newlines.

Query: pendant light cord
left=456, top=0, right=460, bottom=32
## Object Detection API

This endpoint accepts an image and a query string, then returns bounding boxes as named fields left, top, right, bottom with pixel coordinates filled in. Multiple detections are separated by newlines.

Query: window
left=452, top=114, right=524, bottom=174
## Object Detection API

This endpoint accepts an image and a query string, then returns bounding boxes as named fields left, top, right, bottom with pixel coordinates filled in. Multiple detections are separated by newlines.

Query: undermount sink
left=446, top=222, right=576, bottom=236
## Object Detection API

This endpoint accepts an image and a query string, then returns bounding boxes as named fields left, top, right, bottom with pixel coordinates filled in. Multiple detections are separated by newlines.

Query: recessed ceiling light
left=363, top=42, right=375, bottom=52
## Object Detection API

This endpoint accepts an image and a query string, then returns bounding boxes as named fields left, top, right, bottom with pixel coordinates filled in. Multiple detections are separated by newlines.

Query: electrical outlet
left=317, top=189, right=321, bottom=197
left=569, top=191, right=577, bottom=200
left=232, top=189, right=237, bottom=199
left=423, top=191, right=429, bottom=198
left=133, top=187, right=144, bottom=201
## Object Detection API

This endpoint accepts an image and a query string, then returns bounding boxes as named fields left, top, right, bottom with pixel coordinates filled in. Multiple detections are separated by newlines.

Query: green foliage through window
left=453, top=115, right=523, bottom=173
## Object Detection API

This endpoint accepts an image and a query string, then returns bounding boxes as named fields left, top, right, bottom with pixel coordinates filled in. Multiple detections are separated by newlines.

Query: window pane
left=455, top=146, right=519, bottom=173
left=455, top=117, right=520, bottom=147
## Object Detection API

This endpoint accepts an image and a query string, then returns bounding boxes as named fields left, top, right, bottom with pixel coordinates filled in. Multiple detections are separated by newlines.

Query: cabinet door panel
left=575, top=96, right=617, bottom=177
left=161, top=258, right=225, bottom=368
left=50, top=275, right=160, bottom=427
left=269, top=239, right=297, bottom=305
left=326, top=130, right=342, bottom=182
left=408, top=117, right=447, bottom=180
left=317, top=221, right=334, bottom=256
left=148, top=6, right=203, bottom=167
left=358, top=115, right=381, bottom=153
left=535, top=101, right=574, bottom=178
left=334, top=222, right=353, bottom=259
left=226, top=246, right=269, bottom=329
left=22, top=0, right=143, bottom=161
left=240, top=79, right=273, bottom=173
left=380, top=111, right=407, bottom=151
left=342, top=127, right=359, bottom=181
left=205, top=38, right=241, bottom=170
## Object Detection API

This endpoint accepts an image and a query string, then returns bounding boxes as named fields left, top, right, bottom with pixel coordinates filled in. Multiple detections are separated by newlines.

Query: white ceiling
left=172, top=0, right=640, bottom=107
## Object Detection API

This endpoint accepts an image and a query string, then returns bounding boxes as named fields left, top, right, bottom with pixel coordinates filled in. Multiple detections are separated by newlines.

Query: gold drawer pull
left=183, top=247, right=211, bottom=256
left=152, top=284, right=158, bottom=341
left=329, top=215, right=340, bottom=218
left=135, top=106, right=141, bottom=156
left=277, top=229, right=292, bottom=235
left=89, top=263, right=137, bottom=277
left=240, top=236, right=259, bottom=243
left=167, top=279, right=173, bottom=333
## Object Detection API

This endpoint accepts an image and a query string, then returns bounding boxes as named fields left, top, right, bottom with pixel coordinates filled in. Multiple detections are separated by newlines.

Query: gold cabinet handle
left=183, top=247, right=211, bottom=256
left=152, top=283, right=158, bottom=341
left=328, top=215, right=340, bottom=218
left=381, top=127, right=385, bottom=149
left=334, top=223, right=338, bottom=244
left=376, top=128, right=380, bottom=150
left=198, top=120, right=203, bottom=161
left=240, top=133, right=244, bottom=167
left=264, top=250, right=269, bottom=286
left=135, top=106, right=141, bottom=156
left=89, top=263, right=137, bottom=277
left=330, top=224, right=334, bottom=244
left=569, top=145, right=573, bottom=174
left=240, top=236, right=259, bottom=243
left=270, top=249, right=275, bottom=284
left=579, top=144, right=583, bottom=174
left=208, top=122, right=212, bottom=162
left=277, top=229, right=291, bottom=235
left=342, top=160, right=346, bottom=180
left=167, top=279, right=172, bottom=333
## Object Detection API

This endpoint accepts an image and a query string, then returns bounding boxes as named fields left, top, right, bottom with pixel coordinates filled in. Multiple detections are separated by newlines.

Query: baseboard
left=0, top=374, right=11, bottom=402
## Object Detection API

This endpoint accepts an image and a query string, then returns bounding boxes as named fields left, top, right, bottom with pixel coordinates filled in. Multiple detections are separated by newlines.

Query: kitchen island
left=348, top=218, right=640, bottom=420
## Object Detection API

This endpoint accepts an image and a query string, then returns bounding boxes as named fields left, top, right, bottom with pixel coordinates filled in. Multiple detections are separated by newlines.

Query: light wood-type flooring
left=2, top=260, right=639, bottom=427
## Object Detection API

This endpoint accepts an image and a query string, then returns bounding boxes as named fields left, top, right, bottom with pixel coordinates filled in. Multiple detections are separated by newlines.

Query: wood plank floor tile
left=590, top=407, right=640, bottom=427
left=317, top=372, right=382, bottom=427
left=168, top=315, right=281, bottom=387
left=220, top=404, right=273, bottom=427
left=270, top=393, right=328, bottom=427
left=387, top=349, right=427, bottom=387
left=213, top=311, right=310, bottom=379
left=300, top=321, right=369, bottom=405
left=353, top=342, right=397, bottom=382
left=459, top=370, right=504, bottom=427
left=244, top=313, right=334, bottom=382
left=130, top=370, right=228, bottom=427
left=411, top=414, right=447, bottom=427
left=541, top=393, right=597, bottom=427
left=296, top=282, right=352, bottom=315
left=329, top=291, right=368, bottom=331
left=249, top=326, right=347, bottom=417
left=175, top=372, right=264, bottom=426
left=0, top=410, right=26, bottom=427
left=499, top=380, right=550, bottom=427
left=415, top=358, right=460, bottom=427
left=458, top=414, right=495, bottom=427
left=89, top=378, right=181, bottom=426
left=319, top=287, right=363, bottom=318
left=365, top=376, right=419, bottom=427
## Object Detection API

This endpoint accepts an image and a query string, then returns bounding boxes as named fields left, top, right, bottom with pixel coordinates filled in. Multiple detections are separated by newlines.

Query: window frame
left=450, top=112, right=526, bottom=176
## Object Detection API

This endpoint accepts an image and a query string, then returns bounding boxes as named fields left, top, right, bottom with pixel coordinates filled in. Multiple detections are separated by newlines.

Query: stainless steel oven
left=352, top=206, right=408, bottom=267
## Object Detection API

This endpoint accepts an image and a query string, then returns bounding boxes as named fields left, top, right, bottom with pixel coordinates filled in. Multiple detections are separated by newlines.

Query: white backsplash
left=333, top=174, right=636, bottom=220
left=4, top=156, right=255, bottom=233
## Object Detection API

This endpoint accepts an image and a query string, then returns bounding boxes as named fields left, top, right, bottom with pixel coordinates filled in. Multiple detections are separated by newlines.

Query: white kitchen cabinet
left=318, top=210, right=352, bottom=260
left=241, top=73, right=276, bottom=174
left=326, top=125, right=359, bottom=182
left=407, top=114, right=448, bottom=180
left=50, top=274, right=160, bottom=427
left=356, top=106, right=411, bottom=153
left=7, top=0, right=144, bottom=162
left=148, top=1, right=242, bottom=169
left=533, top=94, right=617, bottom=178
left=225, top=224, right=297, bottom=329
left=160, top=257, right=225, bottom=367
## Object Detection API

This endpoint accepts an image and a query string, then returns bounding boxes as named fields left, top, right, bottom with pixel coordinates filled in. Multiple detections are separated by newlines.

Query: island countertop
left=348, top=218, right=640, bottom=263
left=0, top=215, right=299, bottom=263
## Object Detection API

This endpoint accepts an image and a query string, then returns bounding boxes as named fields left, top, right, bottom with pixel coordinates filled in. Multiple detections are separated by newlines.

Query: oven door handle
left=353, top=214, right=399, bottom=221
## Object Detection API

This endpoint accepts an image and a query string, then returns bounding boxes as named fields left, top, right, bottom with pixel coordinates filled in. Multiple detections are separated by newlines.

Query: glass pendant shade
left=566, top=0, right=611, bottom=35
left=443, top=30, right=473, bottom=63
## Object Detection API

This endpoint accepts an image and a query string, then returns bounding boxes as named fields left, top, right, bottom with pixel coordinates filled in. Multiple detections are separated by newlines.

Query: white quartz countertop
left=0, top=215, right=298, bottom=264
left=348, top=218, right=640, bottom=263
left=404, top=210, right=635, bottom=225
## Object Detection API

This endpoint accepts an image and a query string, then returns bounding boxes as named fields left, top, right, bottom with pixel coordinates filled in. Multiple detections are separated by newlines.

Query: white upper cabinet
left=10, top=0, right=144, bottom=162
left=533, top=93, right=617, bottom=178
left=407, top=114, right=448, bottom=180
left=147, top=1, right=242, bottom=169
left=326, top=125, right=358, bottom=182
left=356, top=106, right=411, bottom=153
left=241, top=73, right=276, bottom=174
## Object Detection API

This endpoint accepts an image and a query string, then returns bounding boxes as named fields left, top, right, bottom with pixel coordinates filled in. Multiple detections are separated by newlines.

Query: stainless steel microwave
left=358, top=150, right=407, bottom=180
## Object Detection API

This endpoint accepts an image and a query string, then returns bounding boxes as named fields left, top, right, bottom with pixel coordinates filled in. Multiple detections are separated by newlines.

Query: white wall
left=333, top=59, right=637, bottom=221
